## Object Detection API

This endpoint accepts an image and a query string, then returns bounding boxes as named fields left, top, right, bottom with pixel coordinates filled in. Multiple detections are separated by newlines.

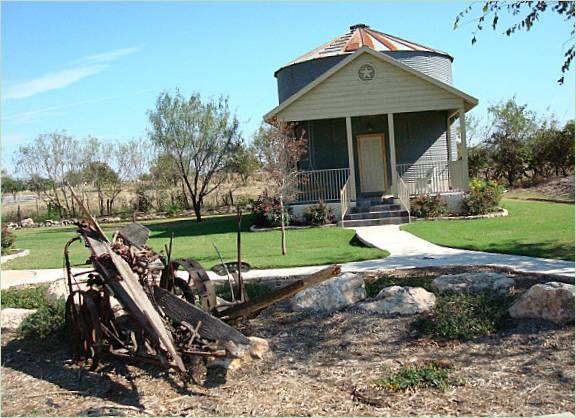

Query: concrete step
left=356, top=197, right=397, bottom=207
left=344, top=210, right=408, bottom=220
left=341, top=216, right=410, bottom=228
left=350, top=204, right=402, bottom=213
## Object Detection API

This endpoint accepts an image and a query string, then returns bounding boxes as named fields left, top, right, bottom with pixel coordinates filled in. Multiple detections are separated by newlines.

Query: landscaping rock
left=508, top=282, right=575, bottom=324
left=290, top=272, right=366, bottom=313
left=20, top=218, right=34, bottom=228
left=1, top=308, right=36, bottom=331
left=358, top=286, right=436, bottom=316
left=209, top=336, right=270, bottom=371
left=432, top=272, right=514, bottom=294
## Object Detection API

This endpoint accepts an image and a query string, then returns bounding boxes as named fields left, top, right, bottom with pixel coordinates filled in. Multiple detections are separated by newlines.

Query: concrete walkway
left=1, top=225, right=574, bottom=289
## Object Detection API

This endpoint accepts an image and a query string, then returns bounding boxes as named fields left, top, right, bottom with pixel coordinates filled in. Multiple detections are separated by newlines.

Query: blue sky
left=2, top=1, right=574, bottom=173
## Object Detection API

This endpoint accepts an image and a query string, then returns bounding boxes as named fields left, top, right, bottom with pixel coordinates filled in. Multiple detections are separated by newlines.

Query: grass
left=401, top=199, right=574, bottom=261
left=4, top=214, right=389, bottom=270
left=373, top=363, right=457, bottom=391
left=412, top=292, right=514, bottom=341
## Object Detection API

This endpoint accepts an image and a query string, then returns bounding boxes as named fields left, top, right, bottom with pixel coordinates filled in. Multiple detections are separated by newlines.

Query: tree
left=15, top=131, right=82, bottom=217
left=485, top=99, right=537, bottom=186
left=455, top=1, right=575, bottom=84
left=81, top=161, right=119, bottom=215
left=254, top=119, right=306, bottom=255
left=1, top=171, right=26, bottom=201
left=148, top=90, right=242, bottom=222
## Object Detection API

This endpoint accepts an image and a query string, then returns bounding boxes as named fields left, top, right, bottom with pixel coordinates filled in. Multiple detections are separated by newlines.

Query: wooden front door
left=357, top=134, right=387, bottom=193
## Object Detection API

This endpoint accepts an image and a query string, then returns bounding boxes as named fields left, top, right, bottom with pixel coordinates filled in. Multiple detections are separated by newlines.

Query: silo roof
left=276, top=24, right=453, bottom=74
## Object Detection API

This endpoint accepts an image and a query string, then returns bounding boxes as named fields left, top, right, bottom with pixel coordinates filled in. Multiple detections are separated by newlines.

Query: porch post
left=458, top=107, right=470, bottom=191
left=446, top=114, right=452, bottom=162
left=387, top=113, right=397, bottom=195
left=345, top=116, right=357, bottom=201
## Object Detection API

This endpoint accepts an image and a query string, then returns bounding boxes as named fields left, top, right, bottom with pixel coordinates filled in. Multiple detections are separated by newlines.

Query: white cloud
left=2, top=46, right=142, bottom=100
left=3, top=65, right=108, bottom=100
left=76, top=46, right=142, bottom=64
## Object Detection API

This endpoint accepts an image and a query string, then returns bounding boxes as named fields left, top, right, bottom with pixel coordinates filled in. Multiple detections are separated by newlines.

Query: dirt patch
left=2, top=266, right=574, bottom=417
left=509, top=175, right=575, bottom=202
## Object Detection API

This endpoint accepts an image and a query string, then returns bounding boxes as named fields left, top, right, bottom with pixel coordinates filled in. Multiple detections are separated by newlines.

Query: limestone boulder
left=291, top=272, right=366, bottom=313
left=359, top=286, right=436, bottom=316
left=1, top=308, right=36, bottom=331
left=508, top=282, right=575, bottom=324
left=21, top=218, right=34, bottom=228
left=432, top=272, right=514, bottom=294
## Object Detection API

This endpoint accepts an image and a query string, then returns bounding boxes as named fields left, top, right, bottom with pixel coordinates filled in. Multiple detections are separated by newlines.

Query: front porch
left=293, top=109, right=470, bottom=223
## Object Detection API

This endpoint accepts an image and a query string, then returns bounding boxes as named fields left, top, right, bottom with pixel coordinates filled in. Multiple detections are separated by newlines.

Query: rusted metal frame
left=236, top=207, right=247, bottom=303
left=218, top=265, right=341, bottom=321
left=173, top=259, right=216, bottom=312
left=213, top=243, right=236, bottom=301
left=64, top=236, right=82, bottom=296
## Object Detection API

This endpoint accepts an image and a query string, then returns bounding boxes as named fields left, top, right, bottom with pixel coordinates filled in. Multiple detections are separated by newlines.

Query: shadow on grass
left=148, top=214, right=254, bottom=239
left=476, top=240, right=574, bottom=262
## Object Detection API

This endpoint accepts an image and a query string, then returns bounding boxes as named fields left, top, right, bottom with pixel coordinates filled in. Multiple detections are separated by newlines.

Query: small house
left=264, top=24, right=478, bottom=226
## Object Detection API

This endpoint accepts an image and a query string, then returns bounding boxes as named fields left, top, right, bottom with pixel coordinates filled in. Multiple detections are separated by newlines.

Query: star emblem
left=358, top=64, right=375, bottom=81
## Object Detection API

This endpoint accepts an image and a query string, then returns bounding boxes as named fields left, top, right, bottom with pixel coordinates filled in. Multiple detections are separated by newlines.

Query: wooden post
left=459, top=107, right=469, bottom=191
left=345, top=116, right=357, bottom=201
left=387, top=113, right=397, bottom=195
left=236, top=206, right=246, bottom=302
left=446, top=113, right=453, bottom=162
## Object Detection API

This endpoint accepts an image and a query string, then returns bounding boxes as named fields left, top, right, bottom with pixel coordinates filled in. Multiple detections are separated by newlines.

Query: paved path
left=1, top=225, right=574, bottom=289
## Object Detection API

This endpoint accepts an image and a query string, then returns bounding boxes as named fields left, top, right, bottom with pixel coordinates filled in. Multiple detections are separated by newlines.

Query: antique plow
left=63, top=190, right=341, bottom=375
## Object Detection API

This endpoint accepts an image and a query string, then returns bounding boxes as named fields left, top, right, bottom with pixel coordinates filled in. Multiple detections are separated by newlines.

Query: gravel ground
left=2, top=266, right=574, bottom=417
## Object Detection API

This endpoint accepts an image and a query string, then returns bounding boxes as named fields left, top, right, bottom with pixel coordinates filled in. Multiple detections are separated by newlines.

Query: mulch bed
left=1, top=266, right=574, bottom=416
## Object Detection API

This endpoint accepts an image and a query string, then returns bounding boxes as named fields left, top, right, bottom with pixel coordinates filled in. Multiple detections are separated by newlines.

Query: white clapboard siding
left=277, top=54, right=463, bottom=121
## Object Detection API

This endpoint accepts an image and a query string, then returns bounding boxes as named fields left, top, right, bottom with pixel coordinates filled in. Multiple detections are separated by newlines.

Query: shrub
left=251, top=194, right=291, bottom=227
left=1, top=285, right=48, bottom=309
left=302, top=201, right=337, bottom=226
left=410, top=194, right=448, bottom=218
left=1, top=225, right=16, bottom=255
left=462, top=179, right=504, bottom=216
left=216, top=282, right=272, bottom=302
left=412, top=292, right=514, bottom=341
left=373, top=363, right=458, bottom=391
left=18, top=300, right=66, bottom=340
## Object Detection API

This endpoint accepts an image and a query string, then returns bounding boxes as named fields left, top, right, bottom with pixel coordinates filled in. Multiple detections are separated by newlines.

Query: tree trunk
left=280, top=195, right=286, bottom=256
left=192, top=198, right=203, bottom=223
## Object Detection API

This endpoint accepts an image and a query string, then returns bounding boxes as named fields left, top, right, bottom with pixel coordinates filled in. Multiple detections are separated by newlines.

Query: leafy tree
left=148, top=90, right=242, bottom=222
left=485, top=99, right=537, bottom=186
left=254, top=119, right=306, bottom=255
left=468, top=144, right=491, bottom=180
left=455, top=1, right=575, bottom=84
left=1, top=171, right=26, bottom=200
left=81, top=161, right=120, bottom=215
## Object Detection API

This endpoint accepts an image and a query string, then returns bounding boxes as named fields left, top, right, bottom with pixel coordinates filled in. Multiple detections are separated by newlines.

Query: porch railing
left=396, top=161, right=462, bottom=195
left=396, top=174, right=411, bottom=222
left=339, top=175, right=352, bottom=223
left=295, top=168, right=350, bottom=203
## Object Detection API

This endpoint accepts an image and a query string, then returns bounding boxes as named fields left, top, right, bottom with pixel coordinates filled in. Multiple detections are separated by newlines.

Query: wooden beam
left=458, top=106, right=469, bottom=191
left=387, top=113, right=397, bottom=195
left=345, top=117, right=357, bottom=201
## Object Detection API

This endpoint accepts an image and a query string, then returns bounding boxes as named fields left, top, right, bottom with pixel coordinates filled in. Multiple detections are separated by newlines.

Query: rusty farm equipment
left=63, top=198, right=340, bottom=376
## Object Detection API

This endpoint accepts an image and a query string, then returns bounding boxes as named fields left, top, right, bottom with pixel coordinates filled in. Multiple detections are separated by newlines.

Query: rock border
left=414, top=208, right=508, bottom=221
left=249, top=223, right=337, bottom=232
left=1, top=249, right=30, bottom=264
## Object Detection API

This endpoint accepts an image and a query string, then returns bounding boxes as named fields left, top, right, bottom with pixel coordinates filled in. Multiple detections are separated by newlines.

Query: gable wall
left=277, top=54, right=463, bottom=121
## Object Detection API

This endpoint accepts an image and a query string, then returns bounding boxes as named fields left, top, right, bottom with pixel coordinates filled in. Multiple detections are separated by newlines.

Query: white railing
left=396, top=161, right=463, bottom=195
left=339, top=175, right=351, bottom=222
left=396, top=174, right=411, bottom=222
left=295, top=168, right=350, bottom=203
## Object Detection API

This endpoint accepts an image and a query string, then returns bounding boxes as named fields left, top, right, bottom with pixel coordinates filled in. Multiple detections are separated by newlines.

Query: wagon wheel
left=65, top=294, right=83, bottom=360
left=80, top=290, right=105, bottom=371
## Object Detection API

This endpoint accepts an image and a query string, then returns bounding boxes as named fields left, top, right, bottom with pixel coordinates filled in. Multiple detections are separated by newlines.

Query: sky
left=2, top=1, right=575, bottom=174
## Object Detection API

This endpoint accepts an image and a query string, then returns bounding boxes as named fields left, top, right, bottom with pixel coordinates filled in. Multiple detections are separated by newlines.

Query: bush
left=302, top=201, right=337, bottom=226
left=410, top=194, right=448, bottom=218
left=251, top=195, right=291, bottom=227
left=1, top=285, right=48, bottom=309
left=18, top=300, right=66, bottom=340
left=412, top=292, right=513, bottom=341
left=462, top=179, right=504, bottom=215
left=1, top=225, right=16, bottom=255
left=373, top=363, right=458, bottom=391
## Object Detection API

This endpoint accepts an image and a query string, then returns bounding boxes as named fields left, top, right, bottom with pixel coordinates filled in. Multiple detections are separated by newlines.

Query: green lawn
left=4, top=214, right=388, bottom=270
left=401, top=199, right=575, bottom=261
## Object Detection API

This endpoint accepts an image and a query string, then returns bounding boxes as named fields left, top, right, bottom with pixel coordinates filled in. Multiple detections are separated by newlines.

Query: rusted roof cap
left=276, top=24, right=453, bottom=74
